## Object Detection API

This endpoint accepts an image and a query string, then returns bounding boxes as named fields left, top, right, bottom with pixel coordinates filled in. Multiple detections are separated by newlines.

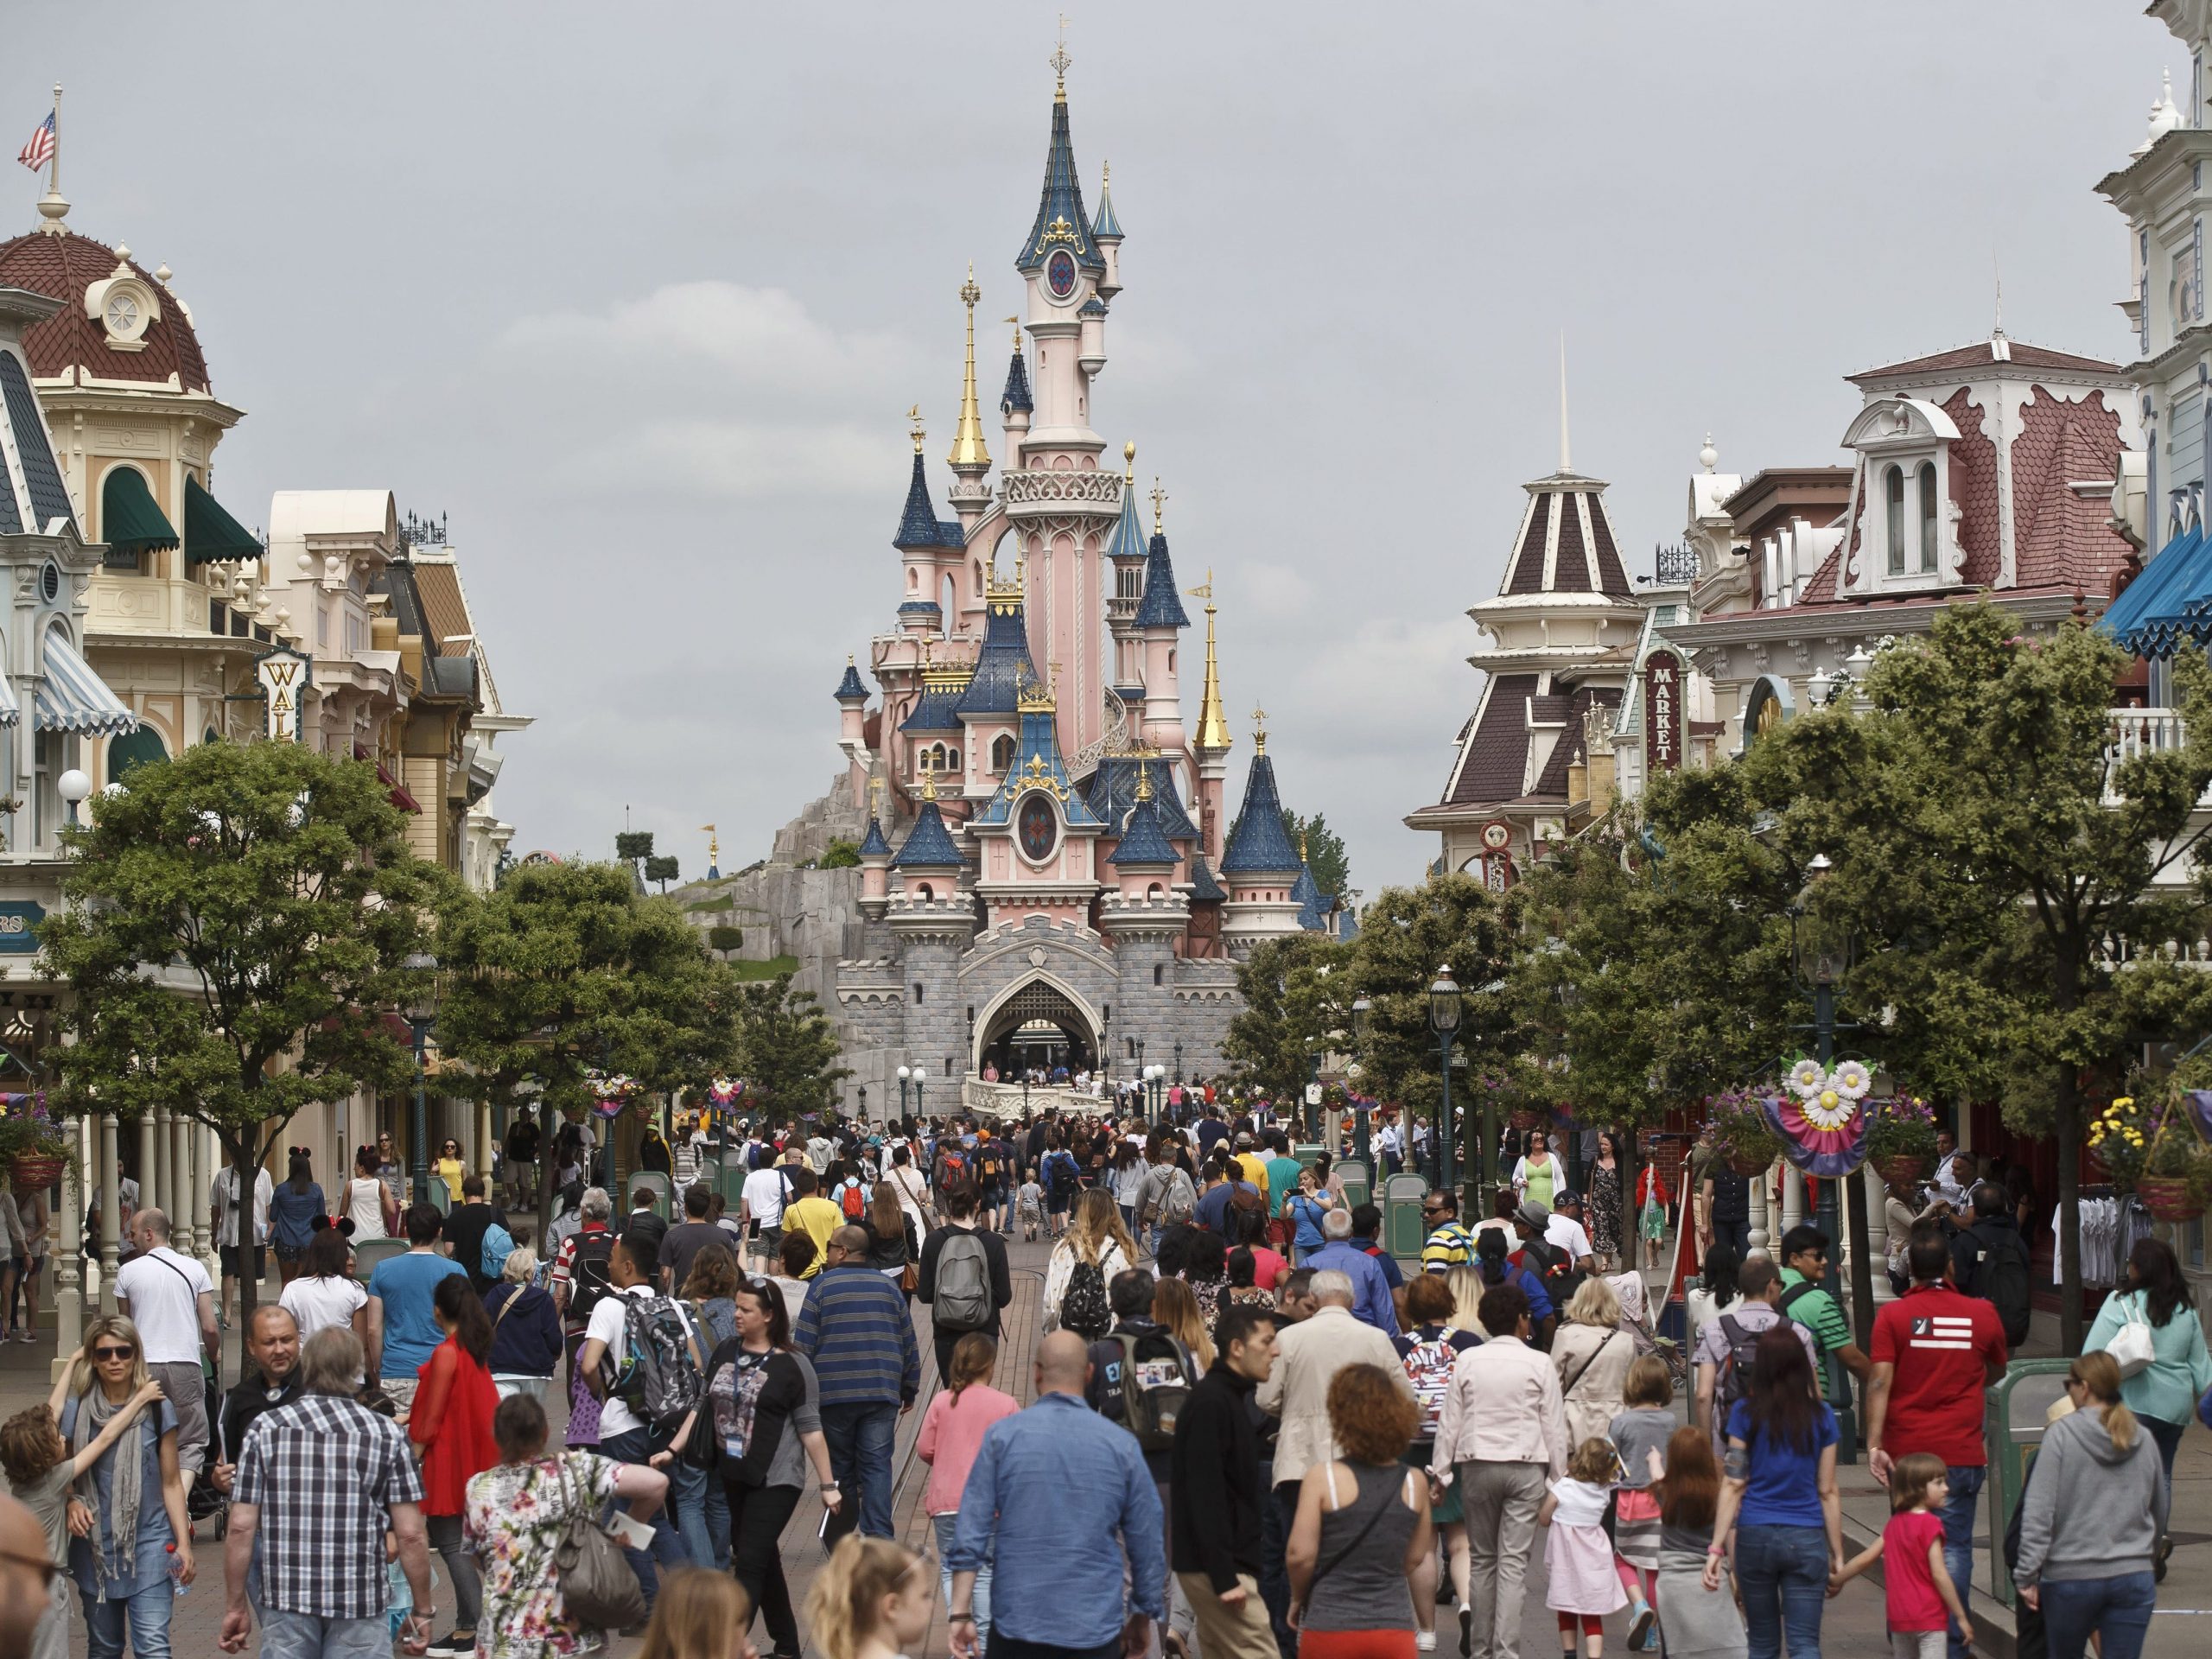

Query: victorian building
left=828, top=55, right=1338, bottom=1115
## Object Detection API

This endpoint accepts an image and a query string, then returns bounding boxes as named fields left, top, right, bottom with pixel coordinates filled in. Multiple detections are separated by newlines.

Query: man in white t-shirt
left=741, top=1160, right=792, bottom=1264
left=882, top=1144, right=931, bottom=1232
left=209, top=1162, right=274, bottom=1321
left=114, top=1208, right=218, bottom=1491
left=577, top=1236, right=699, bottom=1610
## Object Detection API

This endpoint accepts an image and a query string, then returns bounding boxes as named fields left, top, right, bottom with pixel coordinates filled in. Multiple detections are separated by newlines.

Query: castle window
left=1154, top=963, right=1164, bottom=987
left=948, top=748, right=961, bottom=771
left=991, top=734, right=1015, bottom=773
left=1916, top=461, right=1938, bottom=574
left=1147, top=882, right=1163, bottom=899
left=1885, top=466, right=1905, bottom=575
left=913, top=982, right=925, bottom=1003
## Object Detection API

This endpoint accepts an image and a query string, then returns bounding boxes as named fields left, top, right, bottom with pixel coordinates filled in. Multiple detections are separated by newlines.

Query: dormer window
left=1917, top=462, right=1939, bottom=572
left=1843, top=397, right=1964, bottom=593
left=1885, top=467, right=1906, bottom=575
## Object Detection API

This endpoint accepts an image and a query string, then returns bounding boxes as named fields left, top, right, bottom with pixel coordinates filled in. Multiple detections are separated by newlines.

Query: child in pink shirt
left=916, top=1333, right=1021, bottom=1648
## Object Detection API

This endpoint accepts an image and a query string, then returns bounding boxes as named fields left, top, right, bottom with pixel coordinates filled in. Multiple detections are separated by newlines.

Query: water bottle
left=164, top=1541, right=188, bottom=1598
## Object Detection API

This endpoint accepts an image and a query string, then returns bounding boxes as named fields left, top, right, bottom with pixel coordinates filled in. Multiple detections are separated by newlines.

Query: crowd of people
left=0, top=1103, right=2190, bottom=1659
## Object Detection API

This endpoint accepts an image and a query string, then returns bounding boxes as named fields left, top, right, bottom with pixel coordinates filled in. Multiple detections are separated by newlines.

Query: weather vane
left=907, top=404, right=925, bottom=453
left=1149, top=477, right=1169, bottom=533
left=960, top=263, right=980, bottom=308
left=1051, top=15, right=1071, bottom=86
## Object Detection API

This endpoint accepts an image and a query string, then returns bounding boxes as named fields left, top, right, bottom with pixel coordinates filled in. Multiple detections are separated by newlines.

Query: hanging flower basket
left=10, top=1153, right=61, bottom=1190
left=2138, top=1174, right=2206, bottom=1224
left=1726, top=1151, right=1774, bottom=1179
left=1872, top=1154, right=1930, bottom=1189
left=1507, top=1109, right=1546, bottom=1133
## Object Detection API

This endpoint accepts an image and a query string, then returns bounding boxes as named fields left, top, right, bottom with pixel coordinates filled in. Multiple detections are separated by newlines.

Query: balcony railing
left=2102, top=707, right=2212, bottom=804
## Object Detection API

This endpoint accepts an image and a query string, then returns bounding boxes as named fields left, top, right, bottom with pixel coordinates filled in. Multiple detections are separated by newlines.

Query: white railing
left=2102, top=707, right=2212, bottom=804
left=961, top=1078, right=1114, bottom=1119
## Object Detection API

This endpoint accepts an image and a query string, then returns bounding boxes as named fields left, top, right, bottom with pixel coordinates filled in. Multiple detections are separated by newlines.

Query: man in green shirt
left=1777, top=1224, right=1873, bottom=1402
left=1262, top=1133, right=1304, bottom=1223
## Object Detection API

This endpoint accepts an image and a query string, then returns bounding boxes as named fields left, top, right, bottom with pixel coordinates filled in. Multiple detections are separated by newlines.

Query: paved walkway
left=0, top=1247, right=2014, bottom=1657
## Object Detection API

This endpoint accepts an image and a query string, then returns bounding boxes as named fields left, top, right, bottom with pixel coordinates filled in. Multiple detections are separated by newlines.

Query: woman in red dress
left=411, top=1272, right=501, bottom=1656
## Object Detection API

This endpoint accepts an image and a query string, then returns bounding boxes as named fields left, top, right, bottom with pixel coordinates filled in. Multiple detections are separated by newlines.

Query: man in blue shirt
left=1195, top=1174, right=1259, bottom=1237
left=365, top=1204, right=469, bottom=1415
left=1299, top=1207, right=1402, bottom=1337
left=950, top=1330, right=1165, bottom=1659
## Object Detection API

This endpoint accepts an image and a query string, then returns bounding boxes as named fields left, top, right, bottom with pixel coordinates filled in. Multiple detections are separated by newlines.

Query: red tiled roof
left=2011, top=387, right=2133, bottom=593
left=1588, top=495, right=1632, bottom=596
left=1847, top=338, right=2120, bottom=385
left=1942, top=386, right=2003, bottom=587
left=1554, top=493, right=1591, bottom=592
left=1503, top=495, right=1551, bottom=595
left=1446, top=672, right=1537, bottom=805
left=0, top=230, right=211, bottom=391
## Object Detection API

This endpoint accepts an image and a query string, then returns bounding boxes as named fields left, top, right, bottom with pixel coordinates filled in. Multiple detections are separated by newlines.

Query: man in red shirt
left=1865, top=1224, right=2007, bottom=1659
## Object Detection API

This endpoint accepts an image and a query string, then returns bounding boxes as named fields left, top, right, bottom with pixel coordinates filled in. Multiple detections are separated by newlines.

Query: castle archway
left=973, top=976, right=1099, bottom=1082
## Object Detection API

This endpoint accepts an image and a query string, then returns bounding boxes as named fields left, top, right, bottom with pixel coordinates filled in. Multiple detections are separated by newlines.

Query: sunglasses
left=92, top=1345, right=134, bottom=1361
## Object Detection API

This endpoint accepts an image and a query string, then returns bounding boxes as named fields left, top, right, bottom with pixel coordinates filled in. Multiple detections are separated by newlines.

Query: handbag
left=2107, top=1298, right=2158, bottom=1379
left=550, top=1453, right=646, bottom=1630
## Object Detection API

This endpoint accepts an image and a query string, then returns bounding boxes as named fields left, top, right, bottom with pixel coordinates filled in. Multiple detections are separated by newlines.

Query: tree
left=1281, top=811, right=1352, bottom=904
left=706, top=924, right=744, bottom=955
left=432, top=861, right=743, bottom=1234
left=736, top=975, right=850, bottom=1122
left=1223, top=932, right=1350, bottom=1105
left=40, top=742, right=441, bottom=1312
left=818, top=840, right=861, bottom=870
left=613, top=831, right=654, bottom=864
left=644, top=854, right=680, bottom=893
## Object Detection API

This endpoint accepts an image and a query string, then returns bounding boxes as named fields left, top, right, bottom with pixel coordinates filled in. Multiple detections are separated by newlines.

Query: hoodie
left=2014, top=1403, right=2168, bottom=1586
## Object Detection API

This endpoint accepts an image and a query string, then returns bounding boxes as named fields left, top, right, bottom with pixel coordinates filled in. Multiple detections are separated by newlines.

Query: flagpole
left=48, top=86, right=59, bottom=199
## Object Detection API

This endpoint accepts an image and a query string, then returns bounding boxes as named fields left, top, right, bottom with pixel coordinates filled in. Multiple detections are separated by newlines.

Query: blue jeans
left=821, top=1401, right=899, bottom=1538
left=936, top=1511, right=995, bottom=1649
left=1734, top=1523, right=1827, bottom=1659
left=80, top=1575, right=175, bottom=1659
left=2040, top=1570, right=2156, bottom=1659
left=258, top=1608, right=392, bottom=1659
left=669, top=1456, right=728, bottom=1569
left=600, top=1426, right=692, bottom=1605
left=1938, top=1464, right=1984, bottom=1659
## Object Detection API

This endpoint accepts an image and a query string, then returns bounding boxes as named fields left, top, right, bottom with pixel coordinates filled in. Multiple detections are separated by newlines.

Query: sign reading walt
left=254, top=648, right=311, bottom=743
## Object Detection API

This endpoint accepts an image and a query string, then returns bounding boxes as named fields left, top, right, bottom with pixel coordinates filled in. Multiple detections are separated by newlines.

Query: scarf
left=77, top=1386, right=144, bottom=1596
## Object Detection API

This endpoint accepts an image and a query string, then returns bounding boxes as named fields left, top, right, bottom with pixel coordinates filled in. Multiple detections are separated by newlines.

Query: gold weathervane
left=1252, top=704, right=1268, bottom=756
left=1051, top=14, right=1071, bottom=90
left=907, top=404, right=925, bottom=454
left=1149, top=477, right=1168, bottom=533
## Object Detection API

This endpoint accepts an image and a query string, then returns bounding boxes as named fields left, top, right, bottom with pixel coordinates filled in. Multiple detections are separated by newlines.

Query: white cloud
left=589, top=418, right=905, bottom=501
left=1237, top=559, right=1314, bottom=621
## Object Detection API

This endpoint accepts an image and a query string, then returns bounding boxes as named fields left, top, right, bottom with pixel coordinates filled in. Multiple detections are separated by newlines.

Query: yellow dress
left=435, top=1156, right=464, bottom=1204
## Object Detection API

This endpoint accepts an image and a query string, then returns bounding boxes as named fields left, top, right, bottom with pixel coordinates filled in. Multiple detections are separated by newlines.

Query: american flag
left=1909, top=1314, right=1977, bottom=1351
left=16, top=113, right=53, bottom=175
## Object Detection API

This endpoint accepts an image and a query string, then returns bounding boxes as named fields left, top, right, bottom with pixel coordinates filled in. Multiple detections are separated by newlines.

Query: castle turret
left=1134, top=483, right=1191, bottom=753
left=1092, top=161, right=1124, bottom=298
left=957, top=558, right=1039, bottom=791
left=1106, top=442, right=1147, bottom=686
left=858, top=781, right=893, bottom=920
left=893, top=413, right=962, bottom=638
left=1218, top=713, right=1304, bottom=955
left=946, top=266, right=993, bottom=524
left=1192, top=576, right=1233, bottom=862
left=1000, top=315, right=1033, bottom=459
left=835, top=656, right=868, bottom=746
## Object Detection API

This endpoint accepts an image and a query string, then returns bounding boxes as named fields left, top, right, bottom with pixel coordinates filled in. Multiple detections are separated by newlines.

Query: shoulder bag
left=2107, top=1295, right=2158, bottom=1379
left=1560, top=1328, right=1624, bottom=1399
left=551, top=1453, right=646, bottom=1630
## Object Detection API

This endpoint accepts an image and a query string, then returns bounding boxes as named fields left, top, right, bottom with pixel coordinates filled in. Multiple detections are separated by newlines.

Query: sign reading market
left=1643, top=647, right=1682, bottom=772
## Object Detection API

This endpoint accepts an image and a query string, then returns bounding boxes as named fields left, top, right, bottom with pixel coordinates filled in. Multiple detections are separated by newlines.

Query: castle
left=825, top=48, right=1337, bottom=1118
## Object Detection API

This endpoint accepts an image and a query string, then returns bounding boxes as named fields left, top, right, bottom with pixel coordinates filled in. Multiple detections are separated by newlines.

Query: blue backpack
left=480, top=1221, right=516, bottom=1281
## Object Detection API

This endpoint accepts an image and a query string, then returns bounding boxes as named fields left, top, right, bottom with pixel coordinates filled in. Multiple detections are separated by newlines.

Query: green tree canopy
left=736, top=974, right=850, bottom=1122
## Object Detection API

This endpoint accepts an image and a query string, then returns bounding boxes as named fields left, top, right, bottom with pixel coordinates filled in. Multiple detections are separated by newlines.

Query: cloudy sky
left=3, top=3, right=2171, bottom=894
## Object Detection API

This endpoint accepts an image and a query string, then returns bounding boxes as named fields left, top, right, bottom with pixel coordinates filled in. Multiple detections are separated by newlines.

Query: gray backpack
left=934, top=1230, right=994, bottom=1331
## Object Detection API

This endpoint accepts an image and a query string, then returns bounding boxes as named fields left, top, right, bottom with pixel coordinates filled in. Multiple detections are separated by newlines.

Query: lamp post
left=896, top=1064, right=911, bottom=1120
left=1145, top=1064, right=1164, bottom=1125
left=856, top=1084, right=868, bottom=1134
left=1350, top=997, right=1374, bottom=1170
left=56, top=768, right=90, bottom=828
left=1428, top=966, right=1463, bottom=1192
left=1790, top=855, right=1875, bottom=1382
left=914, top=1075, right=926, bottom=1118
left=402, top=952, right=438, bottom=1208
left=1173, top=1041, right=1183, bottom=1085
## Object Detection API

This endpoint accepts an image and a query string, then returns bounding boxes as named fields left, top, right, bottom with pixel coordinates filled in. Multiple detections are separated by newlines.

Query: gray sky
left=4, top=3, right=2168, bottom=895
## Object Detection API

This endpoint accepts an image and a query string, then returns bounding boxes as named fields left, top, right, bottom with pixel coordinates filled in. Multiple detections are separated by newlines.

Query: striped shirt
left=792, top=1264, right=920, bottom=1407
left=233, top=1393, right=424, bottom=1620
left=1778, top=1267, right=1855, bottom=1401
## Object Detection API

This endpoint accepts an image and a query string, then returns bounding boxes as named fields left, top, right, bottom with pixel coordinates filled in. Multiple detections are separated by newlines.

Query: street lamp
left=1428, top=966, right=1463, bottom=1192
left=401, top=951, right=438, bottom=1207
left=1350, top=997, right=1374, bottom=1169
left=1789, top=855, right=1870, bottom=1348
left=1145, top=1064, right=1165, bottom=1125
left=856, top=1084, right=868, bottom=1133
left=896, top=1064, right=912, bottom=1119
left=56, top=768, right=90, bottom=828
left=1173, top=1041, right=1183, bottom=1085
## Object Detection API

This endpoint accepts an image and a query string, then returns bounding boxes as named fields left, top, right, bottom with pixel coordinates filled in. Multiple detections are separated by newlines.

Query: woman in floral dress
left=1587, top=1132, right=1624, bottom=1271
left=465, top=1393, right=669, bottom=1658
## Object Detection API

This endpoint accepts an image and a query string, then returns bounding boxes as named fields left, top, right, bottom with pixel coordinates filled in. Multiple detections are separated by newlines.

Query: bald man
left=946, top=1329, right=1164, bottom=1659
left=0, top=1491, right=52, bottom=1659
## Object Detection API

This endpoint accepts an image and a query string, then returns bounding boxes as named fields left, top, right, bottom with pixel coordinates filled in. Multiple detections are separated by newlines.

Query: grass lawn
left=728, top=955, right=799, bottom=981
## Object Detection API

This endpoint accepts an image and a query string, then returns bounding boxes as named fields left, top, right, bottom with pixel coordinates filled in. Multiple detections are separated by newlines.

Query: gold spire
left=1150, top=476, right=1168, bottom=533
left=919, top=758, right=938, bottom=802
left=1135, top=761, right=1153, bottom=803
left=1123, top=440, right=1135, bottom=479
left=702, top=823, right=719, bottom=866
left=1007, top=315, right=1022, bottom=351
left=1300, top=827, right=1310, bottom=863
left=1251, top=704, right=1268, bottom=757
left=1051, top=14, right=1071, bottom=100
left=1195, top=568, right=1232, bottom=754
left=907, top=404, right=925, bottom=454
left=948, top=265, right=992, bottom=474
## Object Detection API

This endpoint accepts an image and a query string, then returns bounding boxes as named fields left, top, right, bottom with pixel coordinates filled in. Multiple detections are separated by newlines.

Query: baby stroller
left=188, top=1361, right=228, bottom=1539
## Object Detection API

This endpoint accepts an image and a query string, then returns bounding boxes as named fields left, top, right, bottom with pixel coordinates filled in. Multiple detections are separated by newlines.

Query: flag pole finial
left=27, top=85, right=67, bottom=234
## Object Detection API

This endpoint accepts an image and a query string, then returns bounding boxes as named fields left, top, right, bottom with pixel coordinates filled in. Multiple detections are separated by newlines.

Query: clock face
left=1046, top=251, right=1077, bottom=299
left=1017, top=793, right=1058, bottom=861
left=104, top=293, right=139, bottom=338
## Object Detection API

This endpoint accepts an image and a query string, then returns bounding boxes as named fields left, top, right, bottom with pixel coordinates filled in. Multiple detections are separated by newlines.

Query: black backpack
left=1964, top=1222, right=2032, bottom=1347
left=1060, top=1258, right=1111, bottom=1340
left=1715, top=1313, right=1763, bottom=1411
left=1522, top=1236, right=1585, bottom=1321
left=568, top=1232, right=616, bottom=1323
left=1106, top=1328, right=1194, bottom=1453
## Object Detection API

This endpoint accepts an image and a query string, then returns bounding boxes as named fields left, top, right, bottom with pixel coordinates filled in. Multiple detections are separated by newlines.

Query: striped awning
left=35, top=633, right=134, bottom=736
left=2101, top=525, right=2212, bottom=658
left=0, top=671, right=22, bottom=729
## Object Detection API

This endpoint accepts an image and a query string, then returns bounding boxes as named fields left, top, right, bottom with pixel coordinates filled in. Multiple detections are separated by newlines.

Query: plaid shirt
left=233, top=1391, right=424, bottom=1620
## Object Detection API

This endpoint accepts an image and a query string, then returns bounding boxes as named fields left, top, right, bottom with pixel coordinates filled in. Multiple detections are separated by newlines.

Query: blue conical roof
left=1092, top=174, right=1124, bottom=240
left=956, top=595, right=1039, bottom=718
left=1134, top=529, right=1191, bottom=630
left=1106, top=474, right=1147, bottom=563
left=1294, top=861, right=1330, bottom=930
left=1108, top=793, right=1177, bottom=868
left=899, top=682, right=965, bottom=732
left=1017, top=93, right=1106, bottom=276
left=1188, top=858, right=1225, bottom=902
left=1221, top=753, right=1300, bottom=874
left=890, top=799, right=964, bottom=870
left=974, top=706, right=1103, bottom=829
left=1001, top=346, right=1033, bottom=416
left=859, top=816, right=892, bottom=859
left=1084, top=754, right=1197, bottom=841
left=893, top=452, right=965, bottom=550
left=834, top=660, right=868, bottom=702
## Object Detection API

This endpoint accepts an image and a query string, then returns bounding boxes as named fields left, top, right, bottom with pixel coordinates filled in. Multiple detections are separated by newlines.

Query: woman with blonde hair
left=804, top=1534, right=933, bottom=1659
left=1445, top=1263, right=1488, bottom=1335
left=57, top=1314, right=193, bottom=1659
left=1152, top=1276, right=1215, bottom=1375
left=1042, top=1187, right=1136, bottom=1338
left=637, top=1567, right=756, bottom=1659
left=2016, top=1351, right=2165, bottom=1659
left=1552, top=1274, right=1635, bottom=1446
left=485, top=1245, right=564, bottom=1405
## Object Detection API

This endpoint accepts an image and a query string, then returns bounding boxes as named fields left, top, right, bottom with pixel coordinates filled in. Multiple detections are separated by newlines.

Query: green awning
left=183, top=476, right=260, bottom=565
left=99, top=467, right=178, bottom=555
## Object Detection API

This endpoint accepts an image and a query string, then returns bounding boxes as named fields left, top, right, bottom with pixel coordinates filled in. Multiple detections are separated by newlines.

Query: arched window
left=947, top=748, right=961, bottom=772
left=1916, top=461, right=1938, bottom=572
left=1885, top=466, right=1906, bottom=575
left=917, top=886, right=933, bottom=902
left=991, top=734, right=1015, bottom=773
left=1147, top=882, right=1164, bottom=899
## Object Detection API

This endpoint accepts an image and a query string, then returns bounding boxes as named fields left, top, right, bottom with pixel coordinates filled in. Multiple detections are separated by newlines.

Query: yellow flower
left=2114, top=1097, right=2134, bottom=1110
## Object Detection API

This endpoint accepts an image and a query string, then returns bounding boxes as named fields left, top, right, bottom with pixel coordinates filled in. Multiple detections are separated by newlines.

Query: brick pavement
left=0, top=1249, right=1938, bottom=1658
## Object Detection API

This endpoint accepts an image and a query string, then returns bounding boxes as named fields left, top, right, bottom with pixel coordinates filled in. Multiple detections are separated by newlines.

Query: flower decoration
left=1831, top=1060, right=1872, bottom=1103
left=709, top=1077, right=744, bottom=1106
left=1787, top=1058, right=1826, bottom=1098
